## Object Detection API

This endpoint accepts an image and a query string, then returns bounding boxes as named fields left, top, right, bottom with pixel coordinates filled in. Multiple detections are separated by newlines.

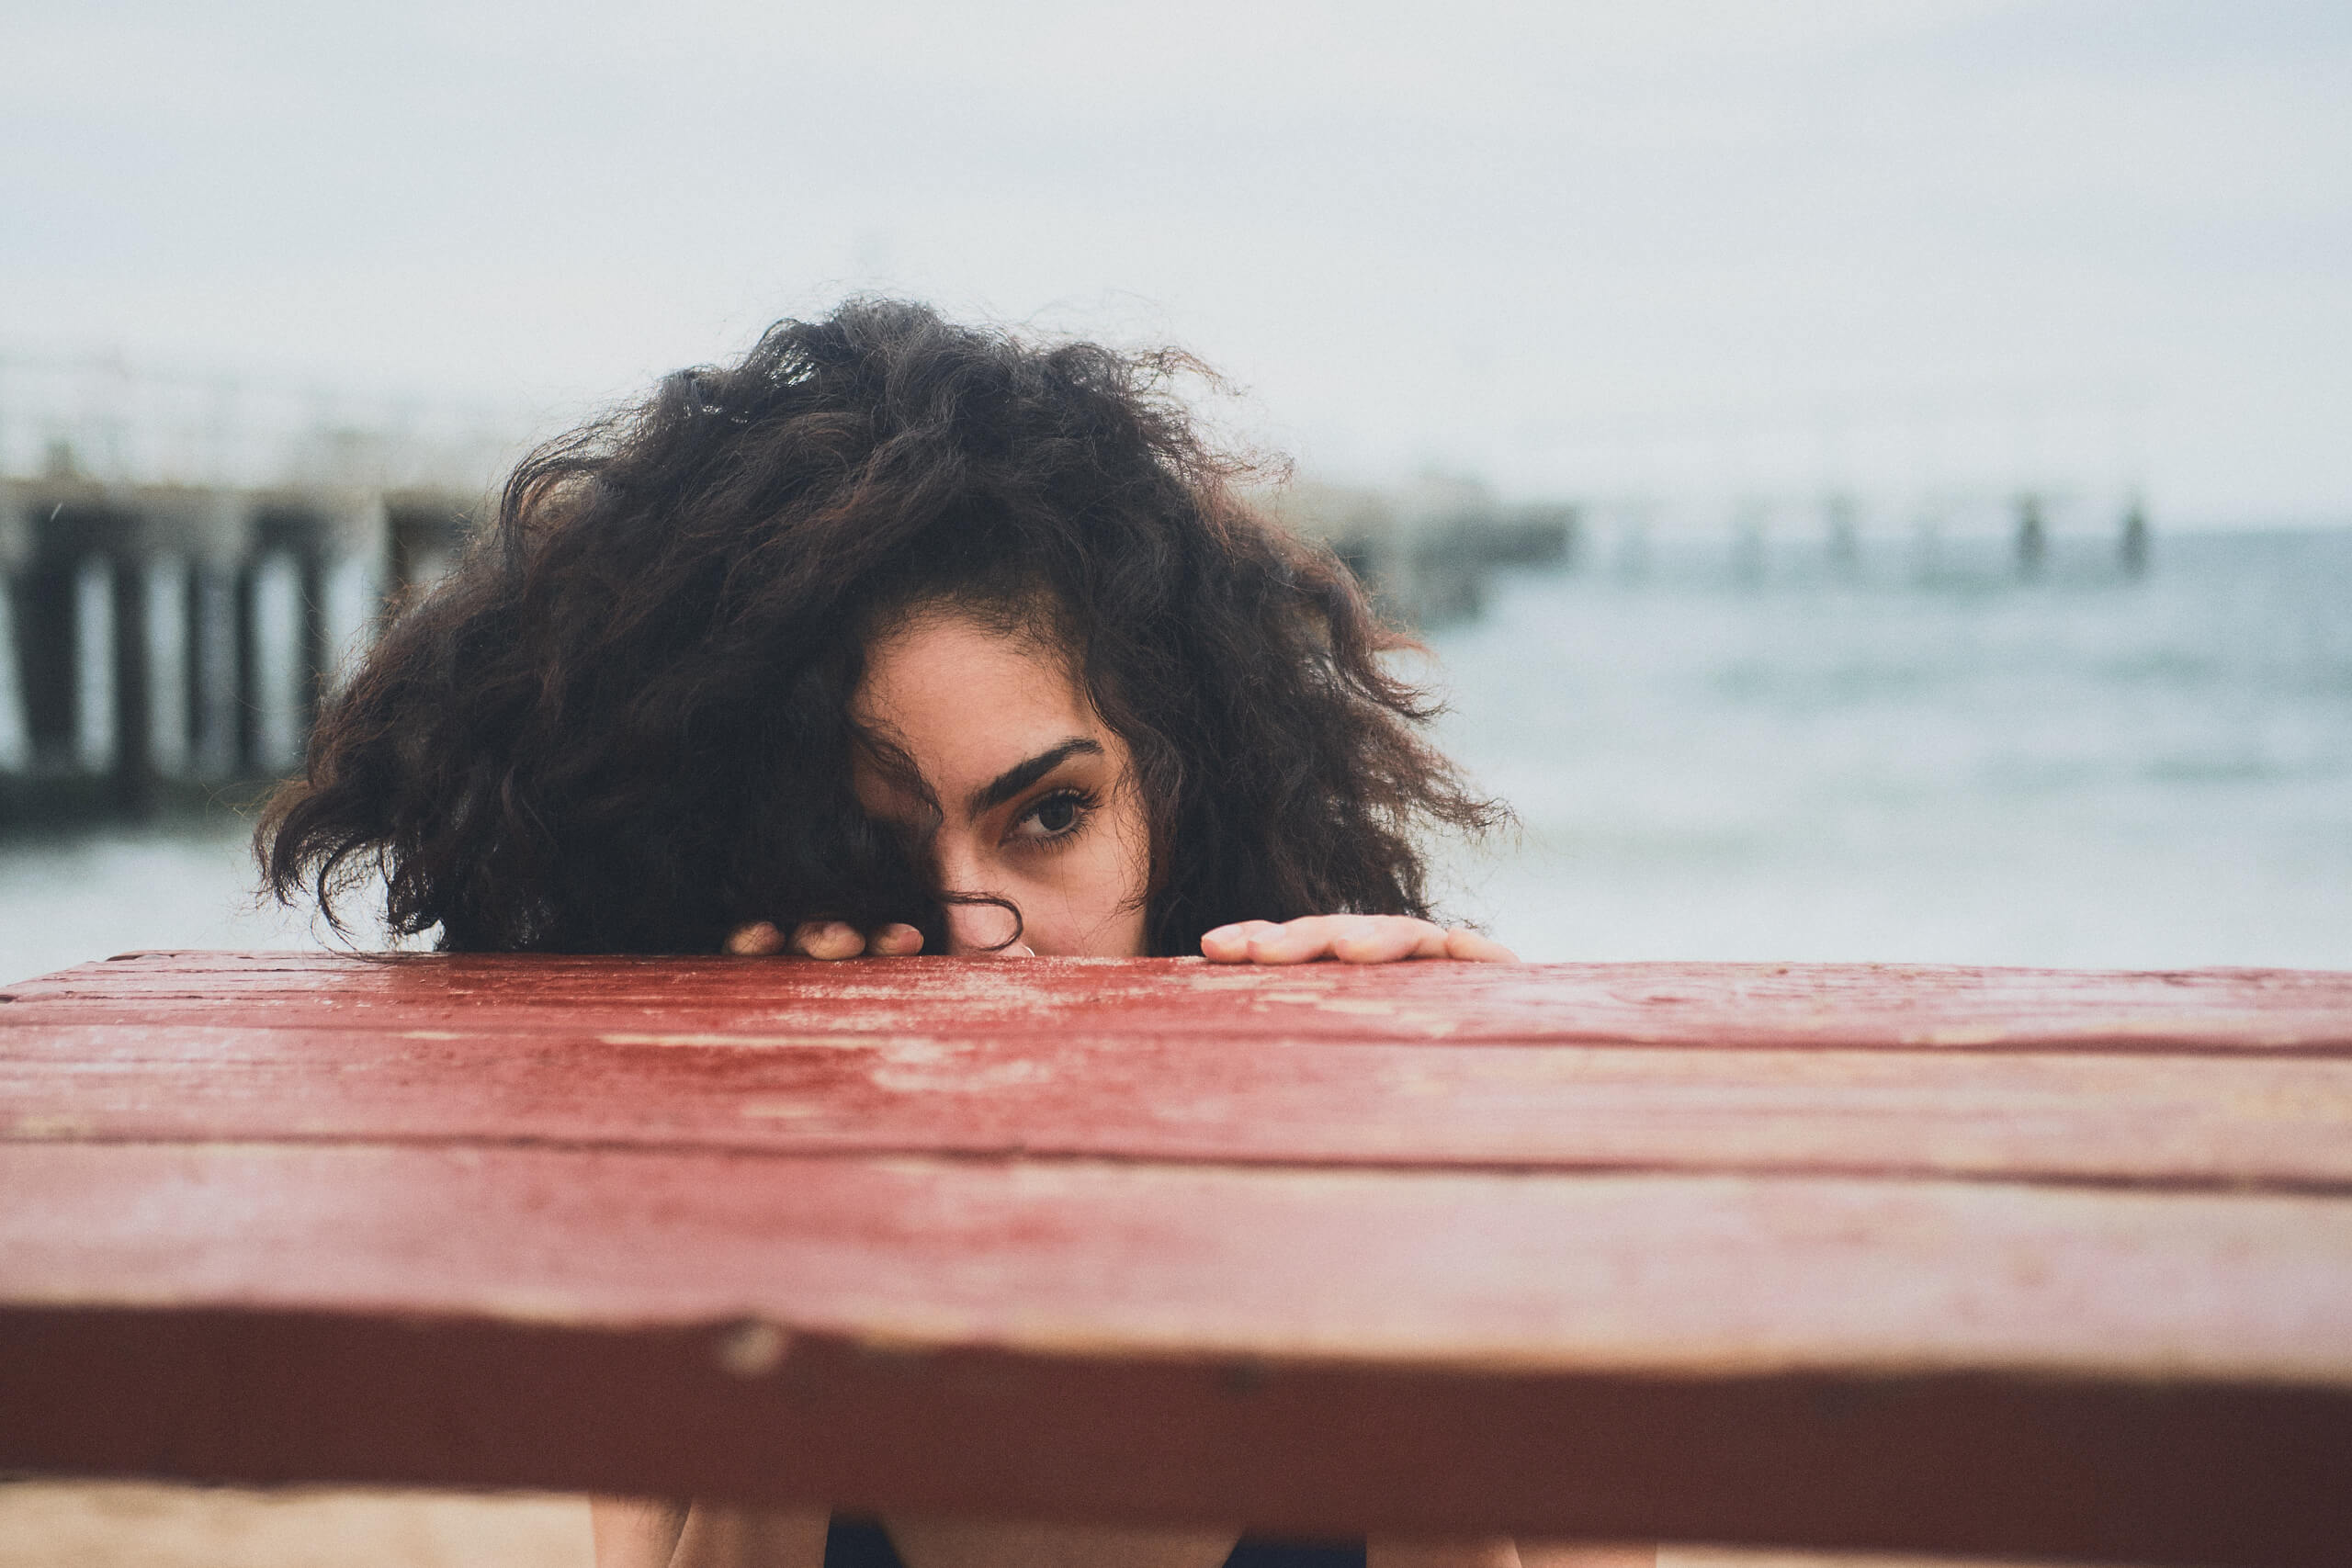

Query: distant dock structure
left=1268, top=476, right=1577, bottom=626
left=0, top=470, right=480, bottom=825
left=1, top=464, right=1582, bottom=829
left=0, top=465, right=2162, bottom=831
left=0, top=350, right=2166, bottom=830
left=0, top=351, right=510, bottom=829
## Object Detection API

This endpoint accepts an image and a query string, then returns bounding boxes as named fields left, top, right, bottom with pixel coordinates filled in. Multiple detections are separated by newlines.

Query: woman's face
left=850, top=607, right=1152, bottom=958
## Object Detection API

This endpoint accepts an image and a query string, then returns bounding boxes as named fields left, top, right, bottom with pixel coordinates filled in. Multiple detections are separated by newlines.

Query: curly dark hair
left=258, top=299, right=1500, bottom=955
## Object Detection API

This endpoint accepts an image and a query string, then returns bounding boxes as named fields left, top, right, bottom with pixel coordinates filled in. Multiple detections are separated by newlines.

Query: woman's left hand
left=722, top=919, right=925, bottom=959
left=1200, top=915, right=1517, bottom=964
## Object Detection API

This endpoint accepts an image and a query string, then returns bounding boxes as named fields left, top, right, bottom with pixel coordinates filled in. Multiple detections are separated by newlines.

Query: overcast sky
left=5, top=0, right=2347, bottom=524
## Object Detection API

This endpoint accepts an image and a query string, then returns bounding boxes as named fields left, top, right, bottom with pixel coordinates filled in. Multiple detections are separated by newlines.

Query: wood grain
left=8, top=952, right=2349, bottom=1054
left=6, top=952, right=2352, bottom=1566
left=8, top=1025, right=2352, bottom=1190
left=7, top=1142, right=2352, bottom=1382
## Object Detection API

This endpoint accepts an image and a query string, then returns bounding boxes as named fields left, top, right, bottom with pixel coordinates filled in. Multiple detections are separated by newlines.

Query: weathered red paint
left=8, top=950, right=2350, bottom=1053
left=9, top=1024, right=2352, bottom=1188
left=10, top=1138, right=2352, bottom=1379
left=5, top=952, right=2352, bottom=1567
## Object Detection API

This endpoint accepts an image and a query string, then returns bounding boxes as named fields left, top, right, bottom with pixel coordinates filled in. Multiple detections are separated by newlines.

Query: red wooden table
left=5, top=952, right=2351, bottom=1566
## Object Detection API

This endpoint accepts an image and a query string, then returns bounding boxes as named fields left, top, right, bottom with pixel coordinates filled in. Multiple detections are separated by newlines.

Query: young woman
left=260, top=299, right=1562, bottom=1568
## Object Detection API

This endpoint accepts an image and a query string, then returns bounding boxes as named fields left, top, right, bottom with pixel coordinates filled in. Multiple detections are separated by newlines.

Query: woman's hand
left=722, top=913, right=1515, bottom=964
left=1201, top=915, right=1517, bottom=964
left=723, top=919, right=925, bottom=959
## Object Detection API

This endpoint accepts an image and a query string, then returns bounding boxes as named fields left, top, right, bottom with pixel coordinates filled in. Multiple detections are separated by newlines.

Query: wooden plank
left=8, top=952, right=2351, bottom=1055
left=7, top=1143, right=2352, bottom=1385
left=8, top=1024, right=2352, bottom=1190
left=8, top=1307, right=2349, bottom=1568
left=5, top=1143, right=2352, bottom=1565
left=8, top=952, right=2352, bottom=1565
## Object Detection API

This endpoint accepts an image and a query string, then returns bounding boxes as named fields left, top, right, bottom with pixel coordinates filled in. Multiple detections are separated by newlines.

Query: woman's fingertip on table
left=724, top=921, right=785, bottom=956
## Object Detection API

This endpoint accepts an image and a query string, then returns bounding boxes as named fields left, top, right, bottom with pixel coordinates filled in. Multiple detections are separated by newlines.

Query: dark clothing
left=822, top=1517, right=1365, bottom=1568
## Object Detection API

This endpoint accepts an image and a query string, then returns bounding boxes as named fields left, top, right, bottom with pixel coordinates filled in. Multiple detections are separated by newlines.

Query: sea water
left=1427, top=527, right=2352, bottom=967
left=3, top=528, right=2346, bottom=984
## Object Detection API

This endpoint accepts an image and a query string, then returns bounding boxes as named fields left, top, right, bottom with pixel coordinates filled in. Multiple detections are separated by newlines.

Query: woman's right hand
left=723, top=919, right=926, bottom=959
left=1201, top=915, right=1517, bottom=964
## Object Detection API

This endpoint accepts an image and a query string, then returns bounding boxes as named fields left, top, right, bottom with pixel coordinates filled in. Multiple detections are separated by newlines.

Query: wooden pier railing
left=4, top=953, right=2350, bottom=1567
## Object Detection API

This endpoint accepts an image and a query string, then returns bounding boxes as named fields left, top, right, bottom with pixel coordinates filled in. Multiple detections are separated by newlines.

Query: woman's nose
left=943, top=897, right=1028, bottom=957
left=931, top=836, right=1034, bottom=956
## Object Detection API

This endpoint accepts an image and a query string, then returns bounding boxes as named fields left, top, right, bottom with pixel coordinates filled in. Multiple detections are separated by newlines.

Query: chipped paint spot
left=714, top=1318, right=790, bottom=1376
left=1923, top=1027, right=2012, bottom=1046
left=871, top=1059, right=1052, bottom=1095
left=600, top=1032, right=899, bottom=1051
left=11, top=1113, right=95, bottom=1139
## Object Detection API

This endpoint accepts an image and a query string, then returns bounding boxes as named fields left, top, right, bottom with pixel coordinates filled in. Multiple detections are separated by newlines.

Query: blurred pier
left=1277, top=479, right=2154, bottom=614
left=1, top=468, right=1586, bottom=828
left=0, top=351, right=2163, bottom=830
left=0, top=475, right=479, bottom=824
left=0, top=352, right=510, bottom=828
left=0, top=476, right=2157, bottom=832
left=1270, top=476, right=1578, bottom=625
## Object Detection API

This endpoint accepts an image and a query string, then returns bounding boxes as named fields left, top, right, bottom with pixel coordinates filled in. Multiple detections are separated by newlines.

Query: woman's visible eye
left=1010, top=787, right=1094, bottom=844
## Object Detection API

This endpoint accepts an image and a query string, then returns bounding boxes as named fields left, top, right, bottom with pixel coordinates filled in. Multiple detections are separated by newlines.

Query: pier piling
left=2015, top=493, right=2048, bottom=580
left=1, top=479, right=481, bottom=828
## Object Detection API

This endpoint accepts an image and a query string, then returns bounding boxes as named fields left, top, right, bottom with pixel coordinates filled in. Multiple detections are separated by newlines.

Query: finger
left=1330, top=917, right=1450, bottom=964
left=1246, top=914, right=1356, bottom=964
left=1444, top=928, right=1521, bottom=963
left=1201, top=920, right=1283, bottom=962
left=723, top=920, right=786, bottom=956
left=1325, top=917, right=1415, bottom=963
left=865, top=923, right=924, bottom=957
left=789, top=920, right=865, bottom=961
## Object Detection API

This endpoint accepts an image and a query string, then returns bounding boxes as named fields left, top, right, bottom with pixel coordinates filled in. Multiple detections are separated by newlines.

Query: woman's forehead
left=853, top=610, right=1102, bottom=767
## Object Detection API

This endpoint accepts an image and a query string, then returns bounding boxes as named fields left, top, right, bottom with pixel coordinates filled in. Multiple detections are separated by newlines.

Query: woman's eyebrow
left=969, top=738, right=1102, bottom=817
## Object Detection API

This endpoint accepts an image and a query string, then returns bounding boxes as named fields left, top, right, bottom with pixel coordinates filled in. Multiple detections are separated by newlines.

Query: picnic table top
left=6, top=951, right=2352, bottom=1568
